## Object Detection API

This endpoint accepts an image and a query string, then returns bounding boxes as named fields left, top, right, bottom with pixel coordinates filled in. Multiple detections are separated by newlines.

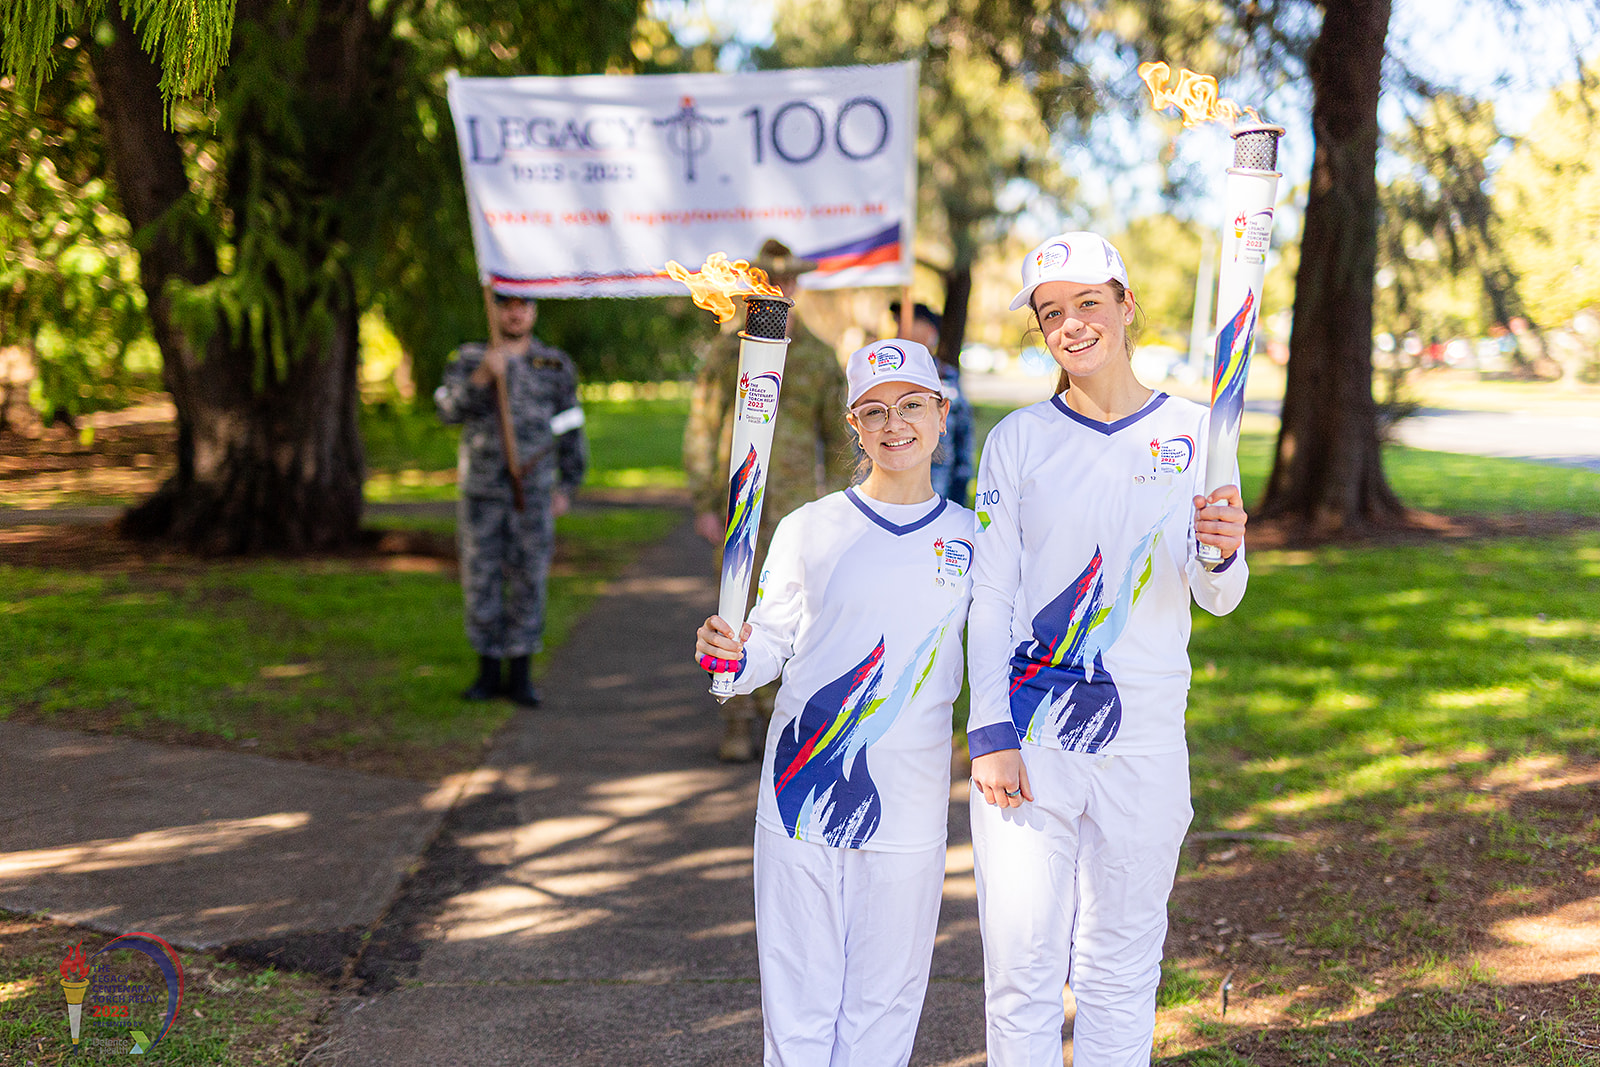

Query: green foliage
left=1232, top=430, right=1600, bottom=518
left=5, top=0, right=653, bottom=425
left=0, top=44, right=157, bottom=417
left=1157, top=962, right=1210, bottom=1009
left=758, top=0, right=1080, bottom=273
left=1, top=0, right=234, bottom=109
left=1111, top=215, right=1204, bottom=343
left=1377, top=93, right=1521, bottom=343
left=1494, top=68, right=1600, bottom=327
left=536, top=297, right=714, bottom=383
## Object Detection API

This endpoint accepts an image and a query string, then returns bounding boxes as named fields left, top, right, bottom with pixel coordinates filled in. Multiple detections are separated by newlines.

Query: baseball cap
left=1009, top=232, right=1130, bottom=311
left=845, top=339, right=943, bottom=407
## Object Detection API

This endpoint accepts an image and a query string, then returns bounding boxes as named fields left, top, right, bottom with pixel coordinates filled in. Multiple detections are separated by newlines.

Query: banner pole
left=482, top=284, right=527, bottom=512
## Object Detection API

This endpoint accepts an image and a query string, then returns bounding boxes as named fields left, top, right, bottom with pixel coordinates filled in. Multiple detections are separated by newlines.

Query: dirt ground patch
left=0, top=520, right=459, bottom=574
left=1248, top=508, right=1600, bottom=551
left=0, top=400, right=177, bottom=509
left=1155, top=759, right=1600, bottom=1063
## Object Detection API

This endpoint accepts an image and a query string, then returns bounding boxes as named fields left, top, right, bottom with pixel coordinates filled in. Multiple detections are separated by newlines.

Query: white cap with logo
left=1010, top=231, right=1130, bottom=311
left=845, top=339, right=943, bottom=407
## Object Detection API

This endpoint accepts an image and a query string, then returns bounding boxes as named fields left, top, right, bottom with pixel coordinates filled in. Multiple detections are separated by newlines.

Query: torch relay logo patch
left=1150, top=435, right=1195, bottom=474
left=739, top=371, right=782, bottom=424
left=1036, top=242, right=1070, bottom=270
left=934, top=537, right=974, bottom=583
left=867, top=344, right=906, bottom=374
left=58, top=932, right=185, bottom=1055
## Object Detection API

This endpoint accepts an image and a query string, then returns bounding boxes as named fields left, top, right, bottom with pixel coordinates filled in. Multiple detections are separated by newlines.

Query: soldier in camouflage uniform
left=683, top=239, right=852, bottom=761
left=435, top=293, right=588, bottom=707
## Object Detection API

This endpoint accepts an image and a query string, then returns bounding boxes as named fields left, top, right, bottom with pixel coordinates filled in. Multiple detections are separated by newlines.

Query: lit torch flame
left=664, top=253, right=785, bottom=324
left=1137, top=61, right=1260, bottom=128
left=60, top=941, right=90, bottom=981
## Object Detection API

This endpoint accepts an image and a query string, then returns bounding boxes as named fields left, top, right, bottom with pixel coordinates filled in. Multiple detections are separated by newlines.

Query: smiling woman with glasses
left=693, top=337, right=975, bottom=1067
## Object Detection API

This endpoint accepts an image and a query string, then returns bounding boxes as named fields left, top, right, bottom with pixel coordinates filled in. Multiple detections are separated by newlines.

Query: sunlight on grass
left=1187, top=531, right=1600, bottom=832
left=0, top=508, right=682, bottom=777
left=361, top=396, right=692, bottom=499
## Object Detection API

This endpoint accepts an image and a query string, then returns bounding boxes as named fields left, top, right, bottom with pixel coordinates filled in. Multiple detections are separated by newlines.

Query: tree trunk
left=938, top=264, right=973, bottom=369
left=1258, top=0, right=1406, bottom=535
left=88, top=3, right=366, bottom=553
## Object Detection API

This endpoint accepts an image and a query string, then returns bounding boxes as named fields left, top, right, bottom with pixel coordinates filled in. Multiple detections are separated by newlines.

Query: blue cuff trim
left=1211, top=550, right=1239, bottom=573
left=967, top=722, right=1022, bottom=758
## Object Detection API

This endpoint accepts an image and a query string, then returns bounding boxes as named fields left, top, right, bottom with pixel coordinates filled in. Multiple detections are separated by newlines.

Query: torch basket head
left=741, top=295, right=794, bottom=342
left=1231, top=123, right=1286, bottom=172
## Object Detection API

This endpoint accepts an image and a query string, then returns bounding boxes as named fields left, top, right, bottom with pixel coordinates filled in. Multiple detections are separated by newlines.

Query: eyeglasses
left=850, top=393, right=941, bottom=433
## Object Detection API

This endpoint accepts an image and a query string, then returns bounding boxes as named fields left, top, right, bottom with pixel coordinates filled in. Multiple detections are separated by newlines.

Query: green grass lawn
left=1187, top=534, right=1600, bottom=822
left=0, top=507, right=681, bottom=779
left=363, top=395, right=690, bottom=501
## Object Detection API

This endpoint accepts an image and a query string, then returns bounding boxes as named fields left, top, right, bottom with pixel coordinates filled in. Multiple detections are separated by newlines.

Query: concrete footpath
left=0, top=723, right=461, bottom=954
left=305, top=518, right=993, bottom=1066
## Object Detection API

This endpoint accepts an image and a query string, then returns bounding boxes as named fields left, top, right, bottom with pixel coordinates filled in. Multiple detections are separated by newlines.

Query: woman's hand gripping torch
left=1199, top=122, right=1283, bottom=565
left=1136, top=62, right=1283, bottom=567
left=666, top=255, right=793, bottom=701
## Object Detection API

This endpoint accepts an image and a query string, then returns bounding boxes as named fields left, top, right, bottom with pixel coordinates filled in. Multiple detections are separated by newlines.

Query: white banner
left=446, top=63, right=918, bottom=298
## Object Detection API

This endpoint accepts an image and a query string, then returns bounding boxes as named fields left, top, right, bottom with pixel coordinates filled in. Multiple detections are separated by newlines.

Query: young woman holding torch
left=966, top=232, right=1249, bottom=1066
left=694, top=339, right=975, bottom=1067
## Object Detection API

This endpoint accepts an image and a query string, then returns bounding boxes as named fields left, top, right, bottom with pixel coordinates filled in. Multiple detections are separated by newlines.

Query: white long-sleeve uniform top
left=729, top=489, right=975, bottom=853
left=966, top=392, right=1248, bottom=760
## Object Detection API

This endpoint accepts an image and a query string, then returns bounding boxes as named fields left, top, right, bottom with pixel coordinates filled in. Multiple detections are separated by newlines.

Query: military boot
left=505, top=655, right=541, bottom=707
left=462, top=655, right=501, bottom=701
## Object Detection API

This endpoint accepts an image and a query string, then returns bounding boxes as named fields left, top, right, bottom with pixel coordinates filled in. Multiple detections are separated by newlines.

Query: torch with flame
left=666, top=254, right=794, bottom=701
left=59, top=941, right=91, bottom=1044
left=1139, top=62, right=1283, bottom=566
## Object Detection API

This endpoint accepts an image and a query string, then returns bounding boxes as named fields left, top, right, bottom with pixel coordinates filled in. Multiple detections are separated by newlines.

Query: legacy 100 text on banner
left=446, top=63, right=918, bottom=298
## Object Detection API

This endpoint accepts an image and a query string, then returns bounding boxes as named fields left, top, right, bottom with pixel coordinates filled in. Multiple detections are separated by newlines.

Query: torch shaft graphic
left=1200, top=123, right=1284, bottom=565
left=60, top=977, right=89, bottom=1043
left=711, top=296, right=793, bottom=701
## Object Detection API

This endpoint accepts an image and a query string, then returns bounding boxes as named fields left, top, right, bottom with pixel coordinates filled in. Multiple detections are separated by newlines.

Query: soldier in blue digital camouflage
left=684, top=239, right=852, bottom=761
left=435, top=291, right=588, bottom=706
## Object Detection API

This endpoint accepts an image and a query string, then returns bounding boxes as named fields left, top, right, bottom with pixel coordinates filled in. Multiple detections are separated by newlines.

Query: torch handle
left=1200, top=164, right=1281, bottom=565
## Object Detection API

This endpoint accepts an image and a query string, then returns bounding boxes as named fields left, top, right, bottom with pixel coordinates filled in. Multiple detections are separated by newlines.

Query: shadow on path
left=312, top=517, right=990, bottom=1066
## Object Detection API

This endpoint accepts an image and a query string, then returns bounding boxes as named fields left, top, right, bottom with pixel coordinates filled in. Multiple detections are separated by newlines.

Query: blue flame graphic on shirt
left=773, top=606, right=958, bottom=848
left=1008, top=524, right=1162, bottom=751
left=721, top=445, right=765, bottom=593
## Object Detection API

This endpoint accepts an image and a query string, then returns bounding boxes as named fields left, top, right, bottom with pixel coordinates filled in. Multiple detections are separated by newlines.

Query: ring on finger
left=1004, top=787, right=1021, bottom=797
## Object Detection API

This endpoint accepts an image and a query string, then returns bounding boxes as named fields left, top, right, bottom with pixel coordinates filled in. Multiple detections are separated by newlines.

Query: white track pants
left=753, top=825, right=947, bottom=1067
left=969, top=747, right=1192, bottom=1067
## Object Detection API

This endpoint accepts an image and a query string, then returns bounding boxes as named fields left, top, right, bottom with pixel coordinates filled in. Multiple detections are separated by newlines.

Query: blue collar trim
left=1049, top=391, right=1170, bottom=435
left=845, top=488, right=947, bottom=536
